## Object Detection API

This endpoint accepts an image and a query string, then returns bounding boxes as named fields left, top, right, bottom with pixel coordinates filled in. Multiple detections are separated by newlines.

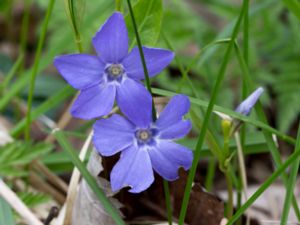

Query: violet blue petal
left=92, top=12, right=128, bottom=63
left=235, top=87, right=264, bottom=116
left=93, top=114, right=135, bottom=156
left=71, top=85, right=116, bottom=120
left=53, top=54, right=104, bottom=90
left=156, top=95, right=190, bottom=128
left=159, top=120, right=192, bottom=140
left=110, top=145, right=154, bottom=193
left=122, top=46, right=174, bottom=80
left=116, top=78, right=152, bottom=128
left=148, top=141, right=193, bottom=181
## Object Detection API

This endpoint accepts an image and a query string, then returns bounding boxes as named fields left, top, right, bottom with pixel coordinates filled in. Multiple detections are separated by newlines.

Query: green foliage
left=0, top=197, right=15, bottom=225
left=125, top=0, right=163, bottom=47
left=18, top=192, right=50, bottom=208
left=0, top=142, right=53, bottom=177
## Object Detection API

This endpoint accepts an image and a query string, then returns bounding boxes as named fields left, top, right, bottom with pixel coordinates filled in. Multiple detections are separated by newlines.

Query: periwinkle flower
left=93, top=95, right=193, bottom=193
left=235, top=87, right=264, bottom=115
left=53, top=12, right=174, bottom=120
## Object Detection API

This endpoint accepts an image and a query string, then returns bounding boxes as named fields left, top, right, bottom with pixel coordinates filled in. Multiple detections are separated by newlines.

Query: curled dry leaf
left=71, top=149, right=123, bottom=225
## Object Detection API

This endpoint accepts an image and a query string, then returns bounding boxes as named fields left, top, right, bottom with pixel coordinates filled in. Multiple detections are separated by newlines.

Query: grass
left=1, top=0, right=300, bottom=224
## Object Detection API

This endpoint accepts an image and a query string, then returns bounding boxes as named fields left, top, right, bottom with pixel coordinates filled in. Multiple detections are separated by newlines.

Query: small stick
left=0, top=179, right=44, bottom=225
left=33, top=161, right=68, bottom=193
left=44, top=206, right=59, bottom=225
left=30, top=172, right=66, bottom=204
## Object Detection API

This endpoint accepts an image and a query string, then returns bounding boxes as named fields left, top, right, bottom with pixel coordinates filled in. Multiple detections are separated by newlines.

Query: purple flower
left=235, top=87, right=264, bottom=116
left=92, top=95, right=193, bottom=193
left=53, top=12, right=174, bottom=120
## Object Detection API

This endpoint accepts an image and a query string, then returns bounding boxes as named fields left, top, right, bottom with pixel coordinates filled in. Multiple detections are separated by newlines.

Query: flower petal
left=156, top=95, right=190, bottom=128
left=111, top=145, right=154, bottom=193
left=71, top=85, right=116, bottom=120
left=53, top=54, right=104, bottom=89
left=235, top=87, right=264, bottom=116
left=122, top=46, right=174, bottom=80
left=92, top=12, right=128, bottom=63
left=116, top=78, right=152, bottom=128
left=93, top=114, right=135, bottom=156
left=148, top=141, right=193, bottom=181
left=159, top=120, right=192, bottom=140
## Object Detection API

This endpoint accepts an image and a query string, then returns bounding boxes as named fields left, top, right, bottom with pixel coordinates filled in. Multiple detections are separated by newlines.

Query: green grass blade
left=0, top=196, right=15, bottom=225
left=177, top=0, right=249, bottom=224
left=10, top=86, right=75, bottom=137
left=152, top=88, right=295, bottom=145
left=282, top=0, right=300, bottom=20
left=54, top=130, right=125, bottom=225
left=226, top=147, right=300, bottom=225
left=280, top=122, right=300, bottom=224
left=126, top=0, right=172, bottom=223
left=233, top=43, right=300, bottom=219
left=24, top=0, right=56, bottom=140
left=0, top=53, right=24, bottom=93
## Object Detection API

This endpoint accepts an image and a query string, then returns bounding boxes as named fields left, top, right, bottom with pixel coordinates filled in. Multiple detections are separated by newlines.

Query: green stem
left=163, top=180, right=173, bottom=225
left=226, top=147, right=300, bottom=225
left=24, top=0, right=56, bottom=140
left=204, top=157, right=216, bottom=191
left=20, top=0, right=31, bottom=55
left=115, top=0, right=122, bottom=11
left=126, top=1, right=172, bottom=224
left=152, top=87, right=295, bottom=145
left=280, top=123, right=300, bottom=225
left=233, top=42, right=300, bottom=219
left=225, top=168, right=233, bottom=219
left=0, top=54, right=24, bottom=94
left=68, top=0, right=83, bottom=53
left=54, top=131, right=125, bottom=225
left=177, top=0, right=248, bottom=224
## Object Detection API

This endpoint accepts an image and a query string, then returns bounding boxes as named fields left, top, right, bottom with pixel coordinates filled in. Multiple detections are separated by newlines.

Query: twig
left=33, top=161, right=68, bottom=193
left=0, top=179, right=44, bottom=225
left=45, top=93, right=79, bottom=143
left=234, top=132, right=250, bottom=224
left=30, top=172, right=66, bottom=204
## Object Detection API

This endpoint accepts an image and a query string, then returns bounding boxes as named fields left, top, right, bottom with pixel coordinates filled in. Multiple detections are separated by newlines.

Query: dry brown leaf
left=71, top=149, right=122, bottom=225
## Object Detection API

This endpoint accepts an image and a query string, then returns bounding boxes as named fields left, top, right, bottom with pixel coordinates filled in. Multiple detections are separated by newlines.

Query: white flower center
left=136, top=129, right=151, bottom=142
left=108, top=64, right=123, bottom=77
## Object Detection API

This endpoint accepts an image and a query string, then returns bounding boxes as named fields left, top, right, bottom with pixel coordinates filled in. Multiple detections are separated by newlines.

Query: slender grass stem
left=225, top=168, right=233, bottom=219
left=226, top=147, right=300, bottom=225
left=126, top=0, right=172, bottom=224
left=153, top=87, right=295, bottom=145
left=0, top=54, right=24, bottom=94
left=177, top=1, right=249, bottom=224
left=240, top=2, right=249, bottom=224
left=205, top=157, right=216, bottom=191
left=54, top=130, right=125, bottom=225
left=233, top=42, right=300, bottom=219
left=20, top=0, right=31, bottom=55
left=115, top=0, right=122, bottom=11
left=24, top=0, right=56, bottom=140
left=280, top=123, right=300, bottom=225
left=67, top=0, right=83, bottom=52
left=235, top=132, right=250, bottom=224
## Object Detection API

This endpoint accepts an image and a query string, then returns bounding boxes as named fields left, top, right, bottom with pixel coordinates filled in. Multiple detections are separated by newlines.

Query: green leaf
left=0, top=142, right=53, bottom=178
left=19, top=192, right=50, bottom=208
left=282, top=0, right=300, bottom=20
left=125, top=0, right=163, bottom=47
left=0, top=197, right=15, bottom=225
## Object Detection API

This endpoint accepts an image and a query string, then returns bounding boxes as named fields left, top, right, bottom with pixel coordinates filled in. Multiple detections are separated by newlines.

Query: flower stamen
left=108, top=64, right=123, bottom=77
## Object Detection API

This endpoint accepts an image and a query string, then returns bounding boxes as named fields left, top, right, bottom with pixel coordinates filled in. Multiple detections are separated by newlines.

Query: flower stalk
left=126, top=0, right=173, bottom=223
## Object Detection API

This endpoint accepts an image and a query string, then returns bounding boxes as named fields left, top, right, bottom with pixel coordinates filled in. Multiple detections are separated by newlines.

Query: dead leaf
left=71, top=149, right=123, bottom=225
